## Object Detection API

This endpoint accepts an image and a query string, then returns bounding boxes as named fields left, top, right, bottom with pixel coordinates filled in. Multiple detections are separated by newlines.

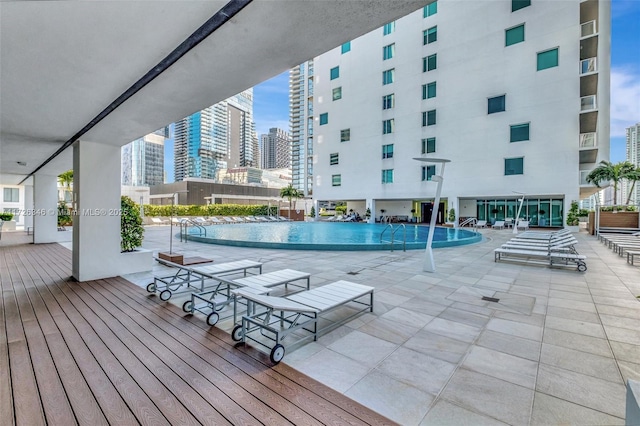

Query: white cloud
left=611, top=67, right=640, bottom=137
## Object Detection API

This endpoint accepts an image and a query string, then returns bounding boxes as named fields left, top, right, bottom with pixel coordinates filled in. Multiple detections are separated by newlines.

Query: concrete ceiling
left=0, top=0, right=429, bottom=185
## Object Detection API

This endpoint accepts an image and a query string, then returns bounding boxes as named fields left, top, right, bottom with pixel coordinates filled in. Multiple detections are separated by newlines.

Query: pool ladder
left=380, top=224, right=406, bottom=252
left=179, top=219, right=207, bottom=242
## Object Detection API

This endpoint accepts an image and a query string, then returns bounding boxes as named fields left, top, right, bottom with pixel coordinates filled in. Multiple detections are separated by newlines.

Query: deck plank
left=0, top=234, right=396, bottom=426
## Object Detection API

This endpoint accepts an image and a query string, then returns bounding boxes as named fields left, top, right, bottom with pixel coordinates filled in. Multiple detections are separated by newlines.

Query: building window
left=422, top=110, right=436, bottom=126
left=383, top=43, right=395, bottom=60
left=319, top=113, right=328, bottom=125
left=537, top=48, right=559, bottom=71
left=505, top=24, right=525, bottom=46
left=505, top=157, right=524, bottom=175
left=341, top=41, right=351, bottom=54
left=382, top=169, right=394, bottom=184
left=423, top=54, right=437, bottom=72
left=510, top=123, right=530, bottom=142
left=423, top=82, right=436, bottom=99
left=332, top=87, right=342, bottom=101
left=332, top=174, right=341, bottom=186
left=512, top=0, right=531, bottom=12
left=3, top=188, right=19, bottom=202
left=382, top=144, right=394, bottom=159
left=382, top=68, right=395, bottom=85
left=330, top=153, right=339, bottom=165
left=382, top=119, right=395, bottom=134
left=340, top=128, right=351, bottom=142
left=330, top=66, right=340, bottom=80
left=383, top=21, right=396, bottom=35
left=423, top=1, right=438, bottom=17
left=382, top=94, right=395, bottom=110
left=422, top=165, right=436, bottom=181
left=423, top=26, right=437, bottom=45
left=488, top=95, right=506, bottom=114
left=422, top=137, right=436, bottom=154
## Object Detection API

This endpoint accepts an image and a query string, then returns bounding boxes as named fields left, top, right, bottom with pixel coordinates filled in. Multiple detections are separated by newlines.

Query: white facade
left=312, top=0, right=610, bottom=227
left=1, top=184, right=25, bottom=226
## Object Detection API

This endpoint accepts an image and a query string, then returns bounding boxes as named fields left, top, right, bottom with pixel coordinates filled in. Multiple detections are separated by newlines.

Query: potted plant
left=448, top=208, right=456, bottom=224
left=410, top=208, right=416, bottom=223
left=307, top=206, right=316, bottom=221
left=0, top=212, right=16, bottom=231
left=365, top=208, right=371, bottom=220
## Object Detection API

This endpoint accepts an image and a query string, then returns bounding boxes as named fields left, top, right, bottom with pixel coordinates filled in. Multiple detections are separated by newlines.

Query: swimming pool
left=185, top=222, right=482, bottom=251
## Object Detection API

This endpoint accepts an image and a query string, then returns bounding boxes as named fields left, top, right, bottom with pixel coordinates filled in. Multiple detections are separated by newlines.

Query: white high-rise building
left=290, top=61, right=315, bottom=196
left=312, top=0, right=610, bottom=227
left=624, top=123, right=640, bottom=205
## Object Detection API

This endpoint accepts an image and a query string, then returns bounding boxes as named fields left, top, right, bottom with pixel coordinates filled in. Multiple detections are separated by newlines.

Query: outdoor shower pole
left=513, top=191, right=525, bottom=234
left=413, top=158, right=451, bottom=273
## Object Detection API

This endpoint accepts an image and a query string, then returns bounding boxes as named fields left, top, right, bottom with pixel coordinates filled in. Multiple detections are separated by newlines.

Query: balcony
left=580, top=95, right=597, bottom=112
left=579, top=132, right=597, bottom=148
left=580, top=57, right=597, bottom=75
left=579, top=133, right=598, bottom=164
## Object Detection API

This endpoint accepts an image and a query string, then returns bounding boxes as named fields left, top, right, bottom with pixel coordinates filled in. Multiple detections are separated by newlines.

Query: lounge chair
left=278, top=216, right=292, bottom=222
left=185, top=268, right=312, bottom=326
left=208, top=217, right=223, bottom=225
left=504, top=217, right=514, bottom=228
left=244, top=216, right=258, bottom=222
left=222, top=217, right=236, bottom=224
left=232, top=217, right=246, bottom=223
left=148, top=258, right=263, bottom=301
left=494, top=246, right=587, bottom=271
left=231, top=280, right=374, bottom=363
left=255, top=216, right=269, bottom=222
left=194, top=217, right=210, bottom=225
left=516, top=220, right=530, bottom=231
left=492, top=220, right=505, bottom=229
left=476, top=220, right=487, bottom=228
left=266, top=216, right=279, bottom=222
left=150, top=217, right=169, bottom=225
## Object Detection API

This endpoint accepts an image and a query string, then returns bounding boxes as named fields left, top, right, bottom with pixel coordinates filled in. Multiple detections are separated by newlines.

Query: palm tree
left=586, top=161, right=635, bottom=206
left=57, top=170, right=73, bottom=202
left=624, top=166, right=640, bottom=205
left=280, top=184, right=301, bottom=219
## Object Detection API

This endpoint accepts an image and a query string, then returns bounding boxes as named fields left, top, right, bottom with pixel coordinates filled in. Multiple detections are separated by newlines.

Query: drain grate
left=347, top=271, right=359, bottom=275
left=482, top=296, right=500, bottom=303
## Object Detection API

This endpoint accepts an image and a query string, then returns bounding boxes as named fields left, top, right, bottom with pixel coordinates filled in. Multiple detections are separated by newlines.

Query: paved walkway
left=126, top=226, right=637, bottom=425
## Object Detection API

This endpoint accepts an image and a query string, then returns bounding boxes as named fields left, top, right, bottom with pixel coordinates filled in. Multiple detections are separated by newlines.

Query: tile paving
left=121, top=224, right=640, bottom=425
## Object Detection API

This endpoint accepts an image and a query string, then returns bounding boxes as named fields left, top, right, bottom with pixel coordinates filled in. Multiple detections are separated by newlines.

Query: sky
left=165, top=1, right=640, bottom=182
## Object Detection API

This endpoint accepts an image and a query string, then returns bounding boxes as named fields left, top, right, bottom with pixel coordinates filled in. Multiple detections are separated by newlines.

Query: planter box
left=2, top=220, right=16, bottom=231
left=118, top=248, right=153, bottom=275
left=588, top=211, right=640, bottom=235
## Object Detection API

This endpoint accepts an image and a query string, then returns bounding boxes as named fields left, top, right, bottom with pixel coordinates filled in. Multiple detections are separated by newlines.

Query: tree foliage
left=585, top=161, right=635, bottom=206
left=280, top=184, right=302, bottom=219
left=58, top=170, right=73, bottom=201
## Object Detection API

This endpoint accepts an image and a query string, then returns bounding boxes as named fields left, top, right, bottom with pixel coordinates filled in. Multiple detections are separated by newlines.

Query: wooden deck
left=0, top=233, right=395, bottom=425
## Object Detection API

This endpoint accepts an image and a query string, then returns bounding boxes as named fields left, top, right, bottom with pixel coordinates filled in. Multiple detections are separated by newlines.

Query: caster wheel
left=159, top=290, right=172, bottom=301
left=182, top=300, right=193, bottom=313
left=231, top=325, right=243, bottom=342
left=577, top=263, right=587, bottom=272
left=206, top=312, right=220, bottom=326
left=146, top=282, right=156, bottom=293
left=270, top=344, right=285, bottom=364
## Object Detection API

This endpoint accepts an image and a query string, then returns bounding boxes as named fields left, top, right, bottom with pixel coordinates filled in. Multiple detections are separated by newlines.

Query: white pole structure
left=169, top=190, right=188, bottom=254
left=513, top=191, right=525, bottom=234
left=413, top=158, right=450, bottom=273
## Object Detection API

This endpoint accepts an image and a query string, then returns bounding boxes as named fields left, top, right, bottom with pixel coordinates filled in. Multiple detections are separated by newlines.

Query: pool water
left=186, top=222, right=482, bottom=251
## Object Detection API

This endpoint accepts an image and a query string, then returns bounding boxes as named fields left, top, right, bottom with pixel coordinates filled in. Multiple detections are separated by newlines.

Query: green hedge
left=143, top=204, right=278, bottom=217
left=0, top=212, right=14, bottom=221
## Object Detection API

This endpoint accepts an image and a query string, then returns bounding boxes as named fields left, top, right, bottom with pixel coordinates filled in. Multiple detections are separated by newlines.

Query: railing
left=380, top=223, right=406, bottom=252
left=580, top=57, right=597, bottom=75
left=579, top=132, right=597, bottom=148
left=580, top=95, right=597, bottom=112
left=179, top=219, right=206, bottom=242
left=459, top=217, right=478, bottom=231
left=581, top=20, right=597, bottom=37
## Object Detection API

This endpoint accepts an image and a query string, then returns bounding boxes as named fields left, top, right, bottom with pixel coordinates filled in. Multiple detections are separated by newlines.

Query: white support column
left=367, top=199, right=376, bottom=224
left=33, top=174, right=67, bottom=243
left=72, top=140, right=151, bottom=281
left=23, top=185, right=34, bottom=230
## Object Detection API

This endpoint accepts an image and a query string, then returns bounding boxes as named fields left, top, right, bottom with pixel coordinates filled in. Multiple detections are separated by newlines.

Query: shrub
left=566, top=201, right=579, bottom=226
left=57, top=201, right=72, bottom=226
left=448, top=208, right=456, bottom=222
left=0, top=212, right=14, bottom=221
left=143, top=203, right=276, bottom=217
left=336, top=205, right=347, bottom=214
left=309, top=206, right=315, bottom=217
left=121, top=196, right=144, bottom=252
